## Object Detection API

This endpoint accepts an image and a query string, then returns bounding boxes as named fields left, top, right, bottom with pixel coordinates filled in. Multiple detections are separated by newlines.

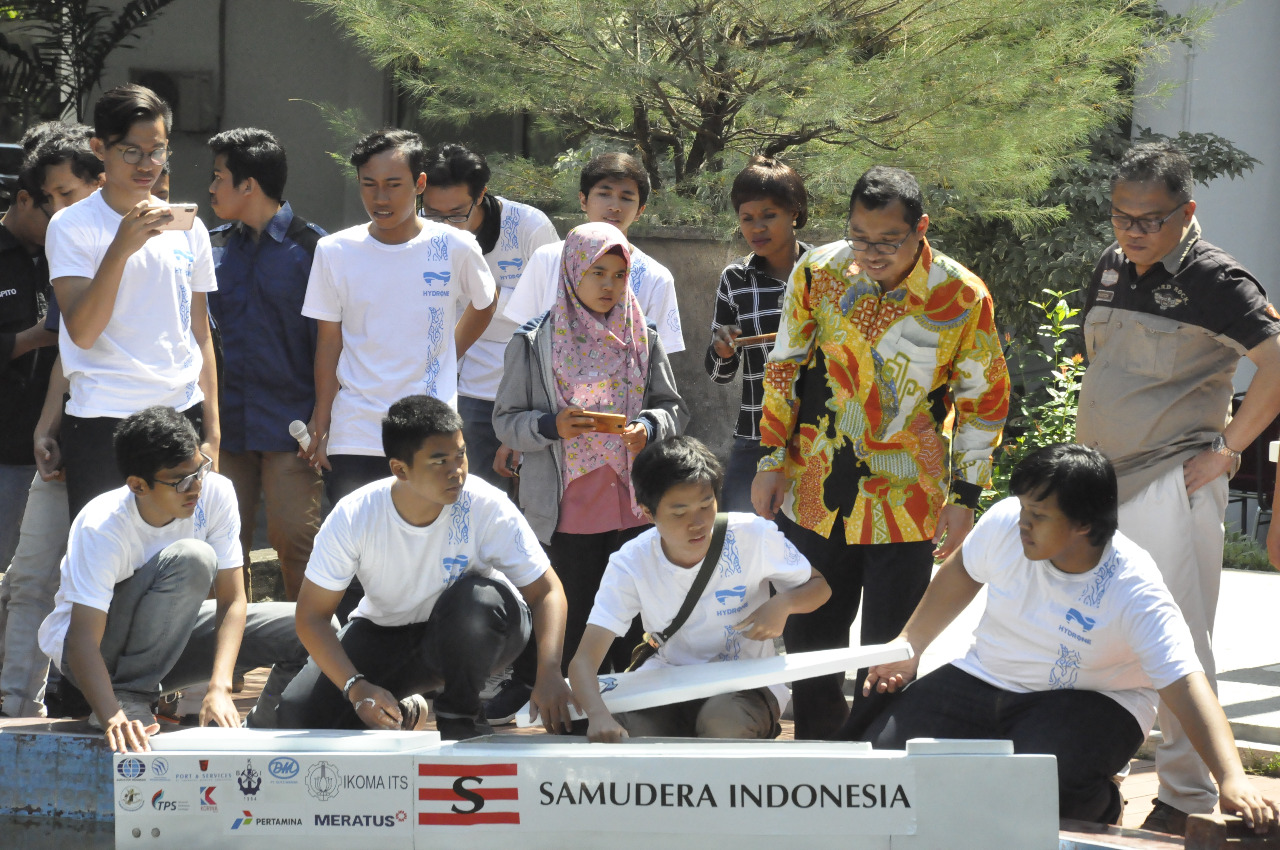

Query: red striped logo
left=417, top=763, right=520, bottom=826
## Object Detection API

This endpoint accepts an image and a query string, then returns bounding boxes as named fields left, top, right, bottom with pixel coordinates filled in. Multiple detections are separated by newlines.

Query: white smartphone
left=156, top=203, right=198, bottom=231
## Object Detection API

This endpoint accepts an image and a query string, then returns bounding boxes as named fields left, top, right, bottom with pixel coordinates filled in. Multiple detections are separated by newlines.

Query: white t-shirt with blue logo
left=305, top=475, right=549, bottom=627
left=954, top=497, right=1201, bottom=734
left=302, top=222, right=496, bottom=456
left=39, top=474, right=242, bottom=667
left=457, top=198, right=559, bottom=402
left=45, top=190, right=216, bottom=418
left=588, top=512, right=811, bottom=710
left=503, top=239, right=685, bottom=354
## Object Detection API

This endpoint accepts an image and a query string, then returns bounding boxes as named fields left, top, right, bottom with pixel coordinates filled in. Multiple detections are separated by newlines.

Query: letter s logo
left=452, top=776, right=485, bottom=814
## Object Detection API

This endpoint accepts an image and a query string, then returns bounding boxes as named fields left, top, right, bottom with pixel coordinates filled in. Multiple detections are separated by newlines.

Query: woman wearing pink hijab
left=493, top=222, right=687, bottom=719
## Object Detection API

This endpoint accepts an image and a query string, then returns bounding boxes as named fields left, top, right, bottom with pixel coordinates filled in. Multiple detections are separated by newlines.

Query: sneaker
left=88, top=692, right=157, bottom=730
left=1139, top=799, right=1189, bottom=836
left=399, top=694, right=432, bottom=731
left=435, top=714, right=494, bottom=741
left=482, top=678, right=533, bottom=726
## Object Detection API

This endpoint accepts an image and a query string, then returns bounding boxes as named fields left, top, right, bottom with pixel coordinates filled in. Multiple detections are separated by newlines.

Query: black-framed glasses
left=423, top=199, right=476, bottom=224
left=1110, top=202, right=1188, bottom=235
left=115, top=144, right=171, bottom=166
left=846, top=232, right=915, bottom=256
left=153, top=451, right=212, bottom=494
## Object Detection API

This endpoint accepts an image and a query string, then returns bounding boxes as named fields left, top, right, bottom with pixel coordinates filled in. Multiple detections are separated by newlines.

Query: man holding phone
left=45, top=84, right=220, bottom=522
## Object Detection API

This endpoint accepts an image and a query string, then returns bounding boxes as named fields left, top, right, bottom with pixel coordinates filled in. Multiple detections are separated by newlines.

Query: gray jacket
left=493, top=313, right=689, bottom=543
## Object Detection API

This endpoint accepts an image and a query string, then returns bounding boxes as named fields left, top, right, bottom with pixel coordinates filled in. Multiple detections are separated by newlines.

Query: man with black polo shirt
left=1077, top=141, right=1280, bottom=835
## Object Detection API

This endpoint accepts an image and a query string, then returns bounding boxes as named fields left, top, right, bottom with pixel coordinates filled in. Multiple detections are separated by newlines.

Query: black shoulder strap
left=285, top=215, right=323, bottom=257
left=655, top=513, right=729, bottom=643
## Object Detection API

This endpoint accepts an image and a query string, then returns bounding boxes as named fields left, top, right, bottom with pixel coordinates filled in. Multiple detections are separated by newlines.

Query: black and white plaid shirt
left=704, top=245, right=812, bottom=440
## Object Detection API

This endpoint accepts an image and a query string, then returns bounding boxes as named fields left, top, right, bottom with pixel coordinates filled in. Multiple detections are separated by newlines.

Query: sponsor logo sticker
left=117, top=757, right=146, bottom=779
left=268, top=757, right=300, bottom=782
left=118, top=786, right=145, bottom=812
left=306, top=761, right=341, bottom=801
left=418, top=763, right=520, bottom=825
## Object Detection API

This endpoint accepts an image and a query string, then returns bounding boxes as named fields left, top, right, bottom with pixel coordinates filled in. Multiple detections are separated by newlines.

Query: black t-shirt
left=0, top=224, right=55, bottom=465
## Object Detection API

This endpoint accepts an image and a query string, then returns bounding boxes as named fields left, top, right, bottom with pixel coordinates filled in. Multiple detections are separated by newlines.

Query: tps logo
left=200, top=786, right=218, bottom=811
left=117, top=757, right=146, bottom=779
left=151, top=789, right=188, bottom=813
left=1065, top=608, right=1096, bottom=632
left=422, top=271, right=452, bottom=284
left=715, top=586, right=747, bottom=605
left=418, top=763, right=520, bottom=825
left=268, top=757, right=299, bottom=781
left=497, top=259, right=523, bottom=272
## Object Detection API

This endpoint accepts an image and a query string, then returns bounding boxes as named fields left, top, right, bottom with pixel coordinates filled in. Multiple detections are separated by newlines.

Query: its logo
left=118, top=786, right=145, bottom=811
left=1065, top=608, right=1096, bottom=632
left=715, top=586, right=747, bottom=605
left=150, top=757, right=169, bottom=777
left=597, top=676, right=619, bottom=695
left=497, top=259, right=523, bottom=272
left=237, top=759, right=262, bottom=797
left=422, top=271, right=452, bottom=284
left=232, top=810, right=254, bottom=829
left=306, top=761, right=341, bottom=801
left=117, top=757, right=145, bottom=779
left=268, top=757, right=299, bottom=780
left=419, top=763, right=520, bottom=825
left=200, top=786, right=218, bottom=811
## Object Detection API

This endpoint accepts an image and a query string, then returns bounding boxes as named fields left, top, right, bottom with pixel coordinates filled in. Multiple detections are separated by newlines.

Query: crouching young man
left=271, top=395, right=574, bottom=739
left=36, top=406, right=304, bottom=752
left=569, top=437, right=830, bottom=742
left=859, top=443, right=1278, bottom=831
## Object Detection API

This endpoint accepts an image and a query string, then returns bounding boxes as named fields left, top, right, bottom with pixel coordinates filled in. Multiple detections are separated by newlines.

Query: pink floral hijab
left=551, top=222, right=650, bottom=512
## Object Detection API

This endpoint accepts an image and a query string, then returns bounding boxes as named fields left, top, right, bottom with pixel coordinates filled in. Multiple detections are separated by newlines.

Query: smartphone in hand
left=155, top=203, right=198, bottom=231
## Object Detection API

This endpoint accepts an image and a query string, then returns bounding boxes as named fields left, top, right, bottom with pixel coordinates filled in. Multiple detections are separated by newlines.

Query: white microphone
left=289, top=420, right=312, bottom=452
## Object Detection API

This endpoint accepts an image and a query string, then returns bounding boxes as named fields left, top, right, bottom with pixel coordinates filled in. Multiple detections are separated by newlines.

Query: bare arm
left=191, top=293, right=220, bottom=469
left=863, top=549, right=982, bottom=695
left=294, top=578, right=401, bottom=729
left=454, top=298, right=498, bottom=360
left=517, top=570, right=577, bottom=732
left=7, top=325, right=58, bottom=360
left=306, top=320, right=342, bottom=471
left=734, top=569, right=830, bottom=640
left=64, top=604, right=158, bottom=752
left=34, top=357, right=68, bottom=480
left=1187, top=335, right=1280, bottom=495
left=568, top=624, right=628, bottom=743
left=200, top=567, right=246, bottom=728
left=1159, top=672, right=1278, bottom=831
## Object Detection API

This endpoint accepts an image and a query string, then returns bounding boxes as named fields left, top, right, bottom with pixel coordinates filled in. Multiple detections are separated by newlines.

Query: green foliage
left=1222, top=530, right=1273, bottom=573
left=304, top=0, right=1205, bottom=222
left=929, top=124, right=1258, bottom=340
left=984, top=289, right=1085, bottom=506
left=0, top=0, right=178, bottom=130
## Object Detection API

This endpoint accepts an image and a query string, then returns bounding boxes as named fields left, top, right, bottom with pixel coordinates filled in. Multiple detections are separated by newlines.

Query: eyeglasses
left=153, top=451, right=212, bottom=494
left=423, top=199, right=476, bottom=224
left=1110, top=202, right=1188, bottom=235
left=115, top=144, right=171, bottom=166
left=845, top=232, right=915, bottom=256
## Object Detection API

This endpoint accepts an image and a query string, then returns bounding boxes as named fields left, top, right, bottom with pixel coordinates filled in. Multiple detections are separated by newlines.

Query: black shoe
left=1139, top=799, right=1189, bottom=836
left=482, top=678, right=533, bottom=726
left=435, top=715, right=494, bottom=741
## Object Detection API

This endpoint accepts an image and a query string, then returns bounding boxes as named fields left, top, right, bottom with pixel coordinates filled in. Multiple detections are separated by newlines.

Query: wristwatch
left=1210, top=435, right=1242, bottom=461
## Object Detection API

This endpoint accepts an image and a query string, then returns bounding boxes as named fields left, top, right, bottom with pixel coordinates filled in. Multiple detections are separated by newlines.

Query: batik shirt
left=759, top=238, right=1009, bottom=544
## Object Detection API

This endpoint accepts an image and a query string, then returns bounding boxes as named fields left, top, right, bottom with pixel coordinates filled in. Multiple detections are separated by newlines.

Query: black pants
left=63, top=403, right=204, bottom=521
left=776, top=514, right=933, bottom=740
left=325, top=454, right=390, bottom=623
left=271, top=574, right=531, bottom=728
left=865, top=664, right=1142, bottom=824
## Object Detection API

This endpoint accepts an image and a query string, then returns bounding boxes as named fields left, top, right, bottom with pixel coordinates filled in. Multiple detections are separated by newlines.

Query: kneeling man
left=861, top=443, right=1277, bottom=831
left=38, top=406, right=303, bottom=752
left=272, top=395, right=573, bottom=739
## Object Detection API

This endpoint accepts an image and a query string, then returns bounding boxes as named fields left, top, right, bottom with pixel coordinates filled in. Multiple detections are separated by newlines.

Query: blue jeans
left=270, top=574, right=531, bottom=729
left=864, top=664, right=1143, bottom=824
left=457, top=394, right=510, bottom=492
left=60, top=539, right=305, bottom=724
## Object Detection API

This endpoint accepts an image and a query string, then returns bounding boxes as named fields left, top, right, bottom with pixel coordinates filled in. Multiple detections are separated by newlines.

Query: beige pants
left=1118, top=464, right=1228, bottom=814
left=617, top=687, right=781, bottom=739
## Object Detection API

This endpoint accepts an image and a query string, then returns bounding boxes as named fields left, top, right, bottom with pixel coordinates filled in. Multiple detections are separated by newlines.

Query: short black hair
left=423, top=142, right=489, bottom=199
left=113, top=406, right=201, bottom=484
left=632, top=436, right=724, bottom=513
left=92, top=84, right=172, bottom=145
left=848, top=165, right=923, bottom=226
left=350, top=128, right=427, bottom=178
left=18, top=124, right=101, bottom=200
left=382, top=395, right=464, bottom=465
left=731, top=156, right=809, bottom=228
left=1010, top=444, right=1118, bottom=547
left=208, top=127, right=288, bottom=202
left=1111, top=141, right=1193, bottom=202
left=19, top=121, right=71, bottom=154
left=580, top=152, right=650, bottom=208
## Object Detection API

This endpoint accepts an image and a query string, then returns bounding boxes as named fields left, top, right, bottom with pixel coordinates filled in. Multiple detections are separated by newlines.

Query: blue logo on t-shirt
left=1065, top=608, right=1096, bottom=631
left=442, top=555, right=469, bottom=587
left=422, top=271, right=452, bottom=284
left=497, top=259, right=523, bottom=273
left=499, top=209, right=521, bottom=252
left=425, top=233, right=450, bottom=262
left=715, top=586, right=747, bottom=605
left=421, top=307, right=444, bottom=396
left=448, top=493, right=472, bottom=545
left=1049, top=644, right=1082, bottom=690
left=629, top=257, right=646, bottom=295
left=718, top=531, right=742, bottom=578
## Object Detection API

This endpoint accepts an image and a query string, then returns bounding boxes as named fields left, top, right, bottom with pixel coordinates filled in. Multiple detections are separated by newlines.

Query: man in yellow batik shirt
left=752, top=166, right=1009, bottom=740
